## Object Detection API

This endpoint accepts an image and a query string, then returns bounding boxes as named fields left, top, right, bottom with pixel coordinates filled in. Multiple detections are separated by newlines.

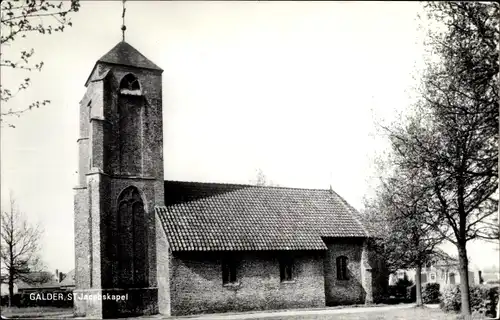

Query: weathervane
left=121, top=0, right=127, bottom=42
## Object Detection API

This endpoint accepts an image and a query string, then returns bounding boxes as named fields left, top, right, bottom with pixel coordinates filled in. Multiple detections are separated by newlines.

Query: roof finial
left=121, top=0, right=127, bottom=42
left=329, top=171, right=333, bottom=193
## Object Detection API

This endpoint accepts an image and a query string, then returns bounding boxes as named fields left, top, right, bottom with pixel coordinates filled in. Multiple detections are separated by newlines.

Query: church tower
left=73, top=40, right=164, bottom=318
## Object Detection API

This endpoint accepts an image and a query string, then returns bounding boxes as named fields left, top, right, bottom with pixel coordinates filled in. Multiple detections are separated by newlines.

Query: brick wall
left=156, top=215, right=171, bottom=315
left=74, top=188, right=90, bottom=290
left=363, top=239, right=389, bottom=303
left=168, top=251, right=325, bottom=316
left=74, top=60, right=164, bottom=318
left=104, top=67, right=163, bottom=179
left=323, top=238, right=366, bottom=305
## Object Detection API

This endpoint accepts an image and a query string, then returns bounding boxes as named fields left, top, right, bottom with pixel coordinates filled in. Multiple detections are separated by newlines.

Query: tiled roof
left=15, top=272, right=60, bottom=290
left=156, top=181, right=368, bottom=252
left=98, top=41, right=162, bottom=71
left=59, top=269, right=75, bottom=287
left=334, top=192, right=375, bottom=237
left=85, top=41, right=162, bottom=86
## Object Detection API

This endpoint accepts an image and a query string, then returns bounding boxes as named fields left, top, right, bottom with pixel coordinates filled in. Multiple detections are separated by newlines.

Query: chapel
left=73, top=40, right=388, bottom=318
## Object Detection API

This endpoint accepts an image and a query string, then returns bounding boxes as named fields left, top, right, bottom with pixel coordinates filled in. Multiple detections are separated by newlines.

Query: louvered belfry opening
left=118, top=73, right=144, bottom=176
left=119, top=73, right=141, bottom=95
left=116, top=186, right=148, bottom=288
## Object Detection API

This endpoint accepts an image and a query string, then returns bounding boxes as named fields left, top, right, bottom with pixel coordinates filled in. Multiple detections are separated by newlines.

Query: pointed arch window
left=116, top=186, right=148, bottom=288
left=119, top=73, right=142, bottom=95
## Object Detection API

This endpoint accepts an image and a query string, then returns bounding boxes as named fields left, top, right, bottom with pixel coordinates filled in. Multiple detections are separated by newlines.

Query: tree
left=364, top=164, right=444, bottom=306
left=252, top=168, right=280, bottom=187
left=0, top=0, right=80, bottom=128
left=384, top=3, right=498, bottom=317
left=0, top=193, right=45, bottom=306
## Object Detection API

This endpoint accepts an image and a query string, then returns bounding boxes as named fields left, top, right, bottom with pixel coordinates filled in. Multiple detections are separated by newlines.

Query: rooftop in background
left=14, top=272, right=60, bottom=290
left=59, top=269, right=75, bottom=287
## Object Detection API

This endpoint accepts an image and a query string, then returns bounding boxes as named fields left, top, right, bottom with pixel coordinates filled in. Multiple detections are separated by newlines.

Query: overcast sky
left=1, top=1, right=498, bottom=274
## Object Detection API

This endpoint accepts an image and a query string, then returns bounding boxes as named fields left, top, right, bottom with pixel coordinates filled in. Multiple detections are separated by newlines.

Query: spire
left=121, top=0, right=127, bottom=42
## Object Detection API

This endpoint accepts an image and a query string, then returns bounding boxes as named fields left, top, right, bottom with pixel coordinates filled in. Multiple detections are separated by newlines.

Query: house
left=480, top=265, right=500, bottom=284
left=389, top=252, right=481, bottom=288
left=1, top=271, right=64, bottom=296
left=0, top=283, right=18, bottom=297
left=15, top=271, right=65, bottom=294
left=59, top=269, right=75, bottom=291
left=72, top=40, right=388, bottom=319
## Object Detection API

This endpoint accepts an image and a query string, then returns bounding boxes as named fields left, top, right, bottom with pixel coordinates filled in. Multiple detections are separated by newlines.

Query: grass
left=0, top=306, right=73, bottom=319
left=261, top=306, right=487, bottom=320
left=0, top=304, right=493, bottom=320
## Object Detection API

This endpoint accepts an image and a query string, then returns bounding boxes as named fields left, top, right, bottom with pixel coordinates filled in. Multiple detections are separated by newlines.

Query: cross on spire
left=121, top=0, right=127, bottom=42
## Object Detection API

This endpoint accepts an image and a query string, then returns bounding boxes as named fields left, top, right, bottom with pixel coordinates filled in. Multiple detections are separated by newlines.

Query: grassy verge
left=1, top=306, right=73, bottom=319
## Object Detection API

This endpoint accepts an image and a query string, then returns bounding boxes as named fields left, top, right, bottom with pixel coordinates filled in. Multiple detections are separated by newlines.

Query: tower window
left=336, top=256, right=349, bottom=280
left=119, top=73, right=141, bottom=95
left=116, top=186, right=148, bottom=287
left=87, top=100, right=92, bottom=121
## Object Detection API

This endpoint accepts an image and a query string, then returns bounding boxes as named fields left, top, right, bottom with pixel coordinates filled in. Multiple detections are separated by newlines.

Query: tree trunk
left=416, top=263, right=423, bottom=306
left=457, top=243, right=471, bottom=318
left=8, top=273, right=14, bottom=307
left=9, top=241, right=14, bottom=307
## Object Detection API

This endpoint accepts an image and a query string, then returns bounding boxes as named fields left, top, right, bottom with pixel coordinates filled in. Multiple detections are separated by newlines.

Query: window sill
left=120, top=89, right=142, bottom=96
left=280, top=280, right=296, bottom=284
left=223, top=282, right=241, bottom=289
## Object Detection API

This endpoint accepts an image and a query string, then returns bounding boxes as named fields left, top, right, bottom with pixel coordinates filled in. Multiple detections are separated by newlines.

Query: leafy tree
left=383, top=3, right=498, bottom=318
left=0, top=193, right=45, bottom=306
left=364, top=163, right=444, bottom=306
left=395, top=274, right=413, bottom=288
left=0, top=0, right=80, bottom=128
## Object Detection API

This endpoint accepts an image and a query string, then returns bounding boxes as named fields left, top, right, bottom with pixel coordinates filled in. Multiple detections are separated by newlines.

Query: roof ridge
left=164, top=179, right=332, bottom=192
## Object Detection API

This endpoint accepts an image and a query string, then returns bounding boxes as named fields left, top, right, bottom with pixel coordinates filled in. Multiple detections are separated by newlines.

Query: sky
left=1, top=1, right=498, bottom=274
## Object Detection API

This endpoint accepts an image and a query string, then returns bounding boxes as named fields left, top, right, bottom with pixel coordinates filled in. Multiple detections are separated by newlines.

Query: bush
left=406, top=285, right=416, bottom=302
left=470, top=285, right=499, bottom=318
left=385, top=276, right=415, bottom=303
left=395, top=276, right=414, bottom=288
left=0, top=291, right=73, bottom=308
left=440, top=285, right=499, bottom=318
left=440, top=285, right=461, bottom=312
left=422, top=283, right=441, bottom=304
left=388, top=278, right=414, bottom=300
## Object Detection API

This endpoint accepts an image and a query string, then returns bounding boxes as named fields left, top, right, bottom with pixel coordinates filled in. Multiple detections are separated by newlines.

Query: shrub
left=0, top=291, right=73, bottom=308
left=422, top=283, right=441, bottom=304
left=440, top=285, right=461, bottom=312
left=395, top=276, right=414, bottom=288
left=388, top=277, right=414, bottom=300
left=440, top=285, right=499, bottom=318
left=470, top=285, right=499, bottom=318
left=406, top=285, right=416, bottom=302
